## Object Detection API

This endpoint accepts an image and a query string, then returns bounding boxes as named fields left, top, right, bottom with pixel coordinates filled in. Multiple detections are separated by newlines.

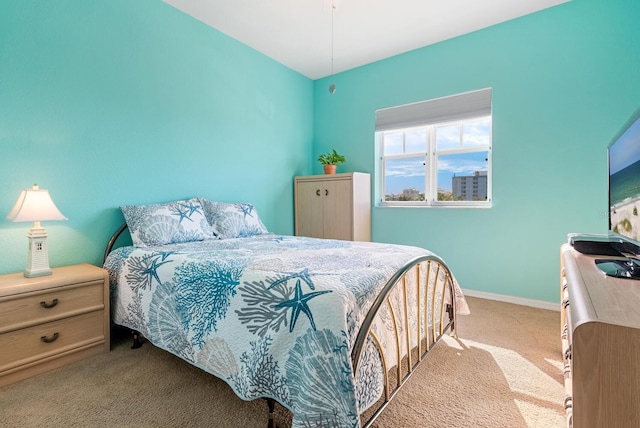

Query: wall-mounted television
left=569, top=108, right=640, bottom=277
left=598, top=107, right=640, bottom=278
left=608, top=107, right=640, bottom=245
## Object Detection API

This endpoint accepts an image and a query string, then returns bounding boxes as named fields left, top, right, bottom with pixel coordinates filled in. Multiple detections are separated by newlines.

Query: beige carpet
left=0, top=297, right=565, bottom=428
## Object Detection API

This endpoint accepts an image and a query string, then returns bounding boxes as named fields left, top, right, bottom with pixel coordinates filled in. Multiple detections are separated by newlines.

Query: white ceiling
left=164, top=0, right=569, bottom=80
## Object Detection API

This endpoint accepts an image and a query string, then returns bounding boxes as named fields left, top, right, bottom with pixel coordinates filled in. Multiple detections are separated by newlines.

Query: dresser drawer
left=0, top=310, right=105, bottom=372
left=0, top=281, right=104, bottom=333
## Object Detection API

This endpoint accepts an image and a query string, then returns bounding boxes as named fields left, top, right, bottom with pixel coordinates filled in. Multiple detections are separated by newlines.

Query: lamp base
left=24, top=227, right=52, bottom=278
left=24, top=266, right=52, bottom=278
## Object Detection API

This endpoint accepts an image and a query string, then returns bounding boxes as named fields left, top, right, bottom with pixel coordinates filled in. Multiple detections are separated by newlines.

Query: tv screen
left=609, top=107, right=640, bottom=247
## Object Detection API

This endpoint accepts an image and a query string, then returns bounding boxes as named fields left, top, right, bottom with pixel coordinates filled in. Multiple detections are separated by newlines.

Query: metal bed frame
left=103, top=224, right=457, bottom=428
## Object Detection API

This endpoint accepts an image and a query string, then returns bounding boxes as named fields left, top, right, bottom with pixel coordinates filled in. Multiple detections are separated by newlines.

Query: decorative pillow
left=199, top=199, right=269, bottom=239
left=120, top=198, right=215, bottom=247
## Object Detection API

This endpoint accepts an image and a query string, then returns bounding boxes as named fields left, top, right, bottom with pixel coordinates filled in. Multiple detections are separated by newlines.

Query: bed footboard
left=352, top=255, right=458, bottom=428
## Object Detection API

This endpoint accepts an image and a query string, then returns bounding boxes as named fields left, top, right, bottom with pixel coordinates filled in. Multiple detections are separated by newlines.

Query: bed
left=103, top=198, right=469, bottom=428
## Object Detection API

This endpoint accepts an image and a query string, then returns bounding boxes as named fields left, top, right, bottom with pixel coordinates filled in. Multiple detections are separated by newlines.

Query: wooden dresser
left=294, top=172, right=371, bottom=241
left=560, top=243, right=640, bottom=427
left=0, top=264, right=110, bottom=386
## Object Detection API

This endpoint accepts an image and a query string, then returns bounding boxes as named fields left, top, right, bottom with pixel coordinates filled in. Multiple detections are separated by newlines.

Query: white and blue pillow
left=199, top=199, right=269, bottom=239
left=121, top=198, right=215, bottom=247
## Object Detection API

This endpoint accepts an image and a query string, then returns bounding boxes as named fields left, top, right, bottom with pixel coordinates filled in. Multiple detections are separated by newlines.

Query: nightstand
left=0, top=263, right=110, bottom=387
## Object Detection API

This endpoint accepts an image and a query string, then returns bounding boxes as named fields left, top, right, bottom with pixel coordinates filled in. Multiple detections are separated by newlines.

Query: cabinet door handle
left=41, top=332, right=59, bottom=343
left=40, top=298, right=59, bottom=309
left=325, top=189, right=329, bottom=196
left=316, top=189, right=321, bottom=196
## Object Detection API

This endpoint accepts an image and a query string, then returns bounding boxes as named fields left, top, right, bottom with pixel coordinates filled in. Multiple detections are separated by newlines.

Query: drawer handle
left=40, top=298, right=59, bottom=309
left=564, top=344, right=572, bottom=360
left=316, top=189, right=321, bottom=196
left=564, top=395, right=573, bottom=410
left=41, top=333, right=59, bottom=343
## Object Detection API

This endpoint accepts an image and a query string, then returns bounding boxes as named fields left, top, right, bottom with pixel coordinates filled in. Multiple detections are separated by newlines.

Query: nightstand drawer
left=0, top=281, right=104, bottom=333
left=0, top=310, right=105, bottom=372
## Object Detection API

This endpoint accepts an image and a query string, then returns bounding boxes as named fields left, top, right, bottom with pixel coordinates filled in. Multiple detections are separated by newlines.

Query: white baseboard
left=462, top=288, right=559, bottom=312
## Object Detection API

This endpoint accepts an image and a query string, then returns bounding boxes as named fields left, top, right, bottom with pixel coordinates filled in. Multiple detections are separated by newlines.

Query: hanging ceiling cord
left=329, top=0, right=336, bottom=94
left=331, top=1, right=334, bottom=76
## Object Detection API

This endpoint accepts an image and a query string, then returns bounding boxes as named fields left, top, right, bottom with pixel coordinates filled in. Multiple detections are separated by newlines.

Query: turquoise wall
left=1, top=0, right=638, bottom=304
left=313, top=0, right=640, bottom=302
left=0, top=1, right=313, bottom=274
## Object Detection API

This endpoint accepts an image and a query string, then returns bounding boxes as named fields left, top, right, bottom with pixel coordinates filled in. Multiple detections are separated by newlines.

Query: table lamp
left=6, top=184, right=67, bottom=277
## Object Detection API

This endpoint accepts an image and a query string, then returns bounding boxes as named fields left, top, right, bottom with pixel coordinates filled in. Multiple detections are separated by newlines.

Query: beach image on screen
left=610, top=116, right=640, bottom=241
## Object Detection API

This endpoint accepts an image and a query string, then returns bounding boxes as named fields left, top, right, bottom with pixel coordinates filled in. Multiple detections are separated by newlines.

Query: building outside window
left=453, top=171, right=487, bottom=200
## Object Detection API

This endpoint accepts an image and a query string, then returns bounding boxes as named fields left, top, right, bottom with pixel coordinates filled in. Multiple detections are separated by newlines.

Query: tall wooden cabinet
left=294, top=172, right=370, bottom=241
left=560, top=243, right=640, bottom=427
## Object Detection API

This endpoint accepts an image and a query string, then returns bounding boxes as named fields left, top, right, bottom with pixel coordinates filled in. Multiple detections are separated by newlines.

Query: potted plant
left=317, top=149, right=346, bottom=174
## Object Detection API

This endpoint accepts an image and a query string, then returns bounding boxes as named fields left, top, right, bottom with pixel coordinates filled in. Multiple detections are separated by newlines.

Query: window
left=376, top=89, right=492, bottom=207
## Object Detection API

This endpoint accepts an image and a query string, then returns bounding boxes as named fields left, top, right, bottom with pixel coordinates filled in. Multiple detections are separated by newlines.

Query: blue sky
left=384, top=152, right=488, bottom=194
left=609, top=115, right=640, bottom=175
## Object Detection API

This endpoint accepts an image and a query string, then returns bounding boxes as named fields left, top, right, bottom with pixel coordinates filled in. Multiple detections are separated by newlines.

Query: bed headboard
left=103, top=223, right=129, bottom=265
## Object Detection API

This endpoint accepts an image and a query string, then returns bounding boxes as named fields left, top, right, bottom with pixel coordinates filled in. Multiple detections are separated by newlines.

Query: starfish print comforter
left=104, top=234, right=467, bottom=427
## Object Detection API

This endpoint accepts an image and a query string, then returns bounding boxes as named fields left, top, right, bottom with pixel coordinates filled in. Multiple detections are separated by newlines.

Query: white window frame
left=376, top=89, right=492, bottom=208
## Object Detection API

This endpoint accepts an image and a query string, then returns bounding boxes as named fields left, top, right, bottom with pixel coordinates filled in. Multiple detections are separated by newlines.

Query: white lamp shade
left=6, top=185, right=67, bottom=223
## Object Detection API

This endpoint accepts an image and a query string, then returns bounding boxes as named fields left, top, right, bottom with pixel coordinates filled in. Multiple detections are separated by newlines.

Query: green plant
left=317, top=149, right=346, bottom=165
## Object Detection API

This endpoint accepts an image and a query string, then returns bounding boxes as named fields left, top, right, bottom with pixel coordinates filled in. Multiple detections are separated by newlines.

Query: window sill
left=376, top=202, right=492, bottom=209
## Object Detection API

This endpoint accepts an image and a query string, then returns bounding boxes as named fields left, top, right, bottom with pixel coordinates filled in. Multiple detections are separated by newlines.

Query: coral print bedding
left=104, top=233, right=467, bottom=428
left=105, top=198, right=468, bottom=427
